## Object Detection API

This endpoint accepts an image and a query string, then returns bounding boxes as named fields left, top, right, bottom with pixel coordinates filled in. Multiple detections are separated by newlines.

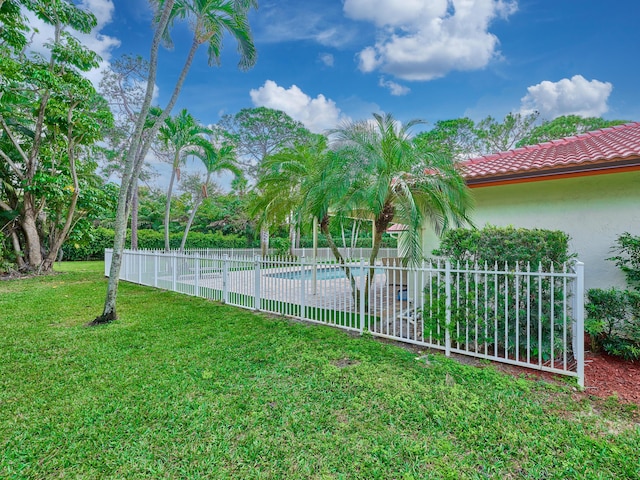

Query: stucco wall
left=422, top=171, right=640, bottom=290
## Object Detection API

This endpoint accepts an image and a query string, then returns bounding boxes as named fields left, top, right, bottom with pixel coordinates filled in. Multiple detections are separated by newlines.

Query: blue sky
left=26, top=0, right=640, bottom=185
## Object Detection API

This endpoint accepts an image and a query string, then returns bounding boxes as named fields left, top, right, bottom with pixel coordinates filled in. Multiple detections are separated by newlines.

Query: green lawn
left=1, top=262, right=638, bottom=479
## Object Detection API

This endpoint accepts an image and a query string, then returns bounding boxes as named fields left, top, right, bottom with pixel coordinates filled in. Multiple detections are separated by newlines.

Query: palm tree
left=158, top=109, right=211, bottom=252
left=158, top=0, right=257, bottom=73
left=250, top=134, right=328, bottom=256
left=96, top=0, right=257, bottom=324
left=179, top=140, right=241, bottom=251
left=306, top=113, right=473, bottom=300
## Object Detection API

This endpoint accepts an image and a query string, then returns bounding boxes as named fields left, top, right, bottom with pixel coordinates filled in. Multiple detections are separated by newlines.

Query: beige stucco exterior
left=422, top=170, right=640, bottom=290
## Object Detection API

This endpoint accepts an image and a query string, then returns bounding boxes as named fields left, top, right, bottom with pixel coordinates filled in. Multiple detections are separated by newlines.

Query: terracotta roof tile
left=460, top=122, right=640, bottom=182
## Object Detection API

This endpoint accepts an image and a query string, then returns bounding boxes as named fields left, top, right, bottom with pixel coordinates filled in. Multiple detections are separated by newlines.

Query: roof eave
left=466, top=157, right=640, bottom=188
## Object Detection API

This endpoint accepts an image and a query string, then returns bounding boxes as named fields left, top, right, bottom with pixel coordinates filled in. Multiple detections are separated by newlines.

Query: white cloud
left=319, top=53, right=335, bottom=67
left=379, top=77, right=410, bottom=96
left=24, top=0, right=120, bottom=86
left=249, top=80, right=349, bottom=133
left=520, top=75, right=613, bottom=119
left=257, top=6, right=356, bottom=48
left=344, top=0, right=517, bottom=81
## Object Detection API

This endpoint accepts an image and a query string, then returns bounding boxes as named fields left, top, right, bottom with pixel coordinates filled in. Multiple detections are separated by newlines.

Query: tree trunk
left=260, top=226, right=270, bottom=256
left=179, top=197, right=202, bottom=252
left=21, top=194, right=42, bottom=269
left=131, top=182, right=139, bottom=250
left=9, top=230, right=26, bottom=269
left=320, top=216, right=359, bottom=300
left=95, top=2, right=209, bottom=325
left=164, top=163, right=178, bottom=252
left=289, top=220, right=295, bottom=257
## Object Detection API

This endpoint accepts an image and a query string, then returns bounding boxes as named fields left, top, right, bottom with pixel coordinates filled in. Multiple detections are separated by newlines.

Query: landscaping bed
left=585, top=351, right=640, bottom=404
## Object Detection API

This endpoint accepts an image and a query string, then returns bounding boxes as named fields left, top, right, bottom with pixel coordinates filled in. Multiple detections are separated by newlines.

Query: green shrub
left=62, top=228, right=253, bottom=261
left=424, top=226, right=575, bottom=362
left=586, top=288, right=640, bottom=361
left=608, top=232, right=640, bottom=290
left=583, top=232, right=640, bottom=361
left=433, top=225, right=573, bottom=267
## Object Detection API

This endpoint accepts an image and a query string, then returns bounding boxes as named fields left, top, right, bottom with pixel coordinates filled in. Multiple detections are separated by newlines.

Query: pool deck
left=172, top=265, right=420, bottom=335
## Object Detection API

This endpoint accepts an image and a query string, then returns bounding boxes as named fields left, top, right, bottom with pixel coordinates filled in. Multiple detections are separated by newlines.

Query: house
left=421, top=122, right=640, bottom=290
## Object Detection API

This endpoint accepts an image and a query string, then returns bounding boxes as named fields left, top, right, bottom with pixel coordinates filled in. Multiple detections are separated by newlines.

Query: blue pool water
left=266, top=266, right=383, bottom=281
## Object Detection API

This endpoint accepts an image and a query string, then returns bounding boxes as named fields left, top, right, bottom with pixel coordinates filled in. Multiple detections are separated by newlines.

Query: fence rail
left=120, top=247, right=398, bottom=260
left=105, top=249, right=584, bottom=386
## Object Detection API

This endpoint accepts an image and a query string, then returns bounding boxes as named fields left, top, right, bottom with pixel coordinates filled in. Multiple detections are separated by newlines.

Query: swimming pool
left=266, top=266, right=383, bottom=281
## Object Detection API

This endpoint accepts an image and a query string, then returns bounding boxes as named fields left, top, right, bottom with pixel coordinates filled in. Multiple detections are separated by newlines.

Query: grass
left=0, top=261, right=639, bottom=479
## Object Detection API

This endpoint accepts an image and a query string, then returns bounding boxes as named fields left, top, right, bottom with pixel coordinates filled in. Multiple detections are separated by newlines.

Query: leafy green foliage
left=433, top=225, right=573, bottom=267
left=586, top=289, right=640, bottom=361
left=608, top=232, right=640, bottom=291
left=62, top=228, right=252, bottom=261
left=0, top=0, right=113, bottom=271
left=517, top=115, right=629, bottom=147
left=413, top=117, right=478, bottom=162
left=219, top=106, right=312, bottom=180
left=585, top=232, right=640, bottom=360
left=427, top=226, right=576, bottom=362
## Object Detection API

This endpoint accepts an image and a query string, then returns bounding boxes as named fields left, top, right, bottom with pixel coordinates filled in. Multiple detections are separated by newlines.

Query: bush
left=424, top=226, right=575, bottom=362
left=608, top=232, right=640, bottom=290
left=586, top=288, right=640, bottom=361
left=433, top=225, right=573, bottom=267
left=62, top=228, right=253, bottom=261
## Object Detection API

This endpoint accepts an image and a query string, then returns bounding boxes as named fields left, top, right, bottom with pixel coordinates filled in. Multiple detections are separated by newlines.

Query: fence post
left=172, top=252, right=177, bottom=292
left=445, top=260, right=452, bottom=356
left=575, top=261, right=585, bottom=389
left=194, top=255, right=200, bottom=297
left=223, top=254, right=229, bottom=304
left=254, top=255, right=261, bottom=311
left=300, top=256, right=306, bottom=319
left=104, top=249, right=111, bottom=277
left=359, top=257, right=365, bottom=334
left=137, top=252, right=142, bottom=285
left=153, top=253, right=158, bottom=288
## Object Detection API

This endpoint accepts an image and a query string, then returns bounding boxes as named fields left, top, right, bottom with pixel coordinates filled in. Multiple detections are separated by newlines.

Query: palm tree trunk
left=179, top=197, right=202, bottom=253
left=320, top=216, right=359, bottom=301
left=164, top=161, right=178, bottom=252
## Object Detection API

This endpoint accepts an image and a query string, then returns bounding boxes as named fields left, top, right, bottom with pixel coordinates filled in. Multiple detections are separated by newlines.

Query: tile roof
left=460, top=122, right=640, bottom=184
left=386, top=223, right=408, bottom=233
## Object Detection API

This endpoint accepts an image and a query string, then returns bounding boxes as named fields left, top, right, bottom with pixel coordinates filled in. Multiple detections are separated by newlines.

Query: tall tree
left=98, top=54, right=157, bottom=250
left=158, top=109, right=210, bottom=252
left=305, top=114, right=472, bottom=301
left=219, top=107, right=311, bottom=254
left=95, top=0, right=257, bottom=324
left=517, top=115, right=629, bottom=147
left=0, top=0, right=114, bottom=272
left=413, top=118, right=479, bottom=164
left=219, top=107, right=310, bottom=181
left=475, top=112, right=539, bottom=154
left=179, top=141, right=240, bottom=251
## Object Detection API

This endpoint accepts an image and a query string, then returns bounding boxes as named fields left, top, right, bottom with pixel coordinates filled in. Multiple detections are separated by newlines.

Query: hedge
left=62, top=228, right=256, bottom=261
left=433, top=225, right=574, bottom=267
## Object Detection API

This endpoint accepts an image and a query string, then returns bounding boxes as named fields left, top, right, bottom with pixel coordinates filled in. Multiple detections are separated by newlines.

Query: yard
left=1, top=262, right=639, bottom=479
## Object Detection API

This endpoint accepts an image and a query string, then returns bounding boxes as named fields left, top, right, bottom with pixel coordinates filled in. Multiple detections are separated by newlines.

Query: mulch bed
left=482, top=351, right=640, bottom=405
left=583, top=351, right=640, bottom=404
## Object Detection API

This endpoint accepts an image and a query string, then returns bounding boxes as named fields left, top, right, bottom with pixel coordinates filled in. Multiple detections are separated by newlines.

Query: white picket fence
left=105, top=249, right=585, bottom=387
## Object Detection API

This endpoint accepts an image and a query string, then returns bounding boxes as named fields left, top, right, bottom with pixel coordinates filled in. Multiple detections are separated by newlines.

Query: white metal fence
left=150, top=247, right=398, bottom=260
left=105, top=249, right=585, bottom=386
